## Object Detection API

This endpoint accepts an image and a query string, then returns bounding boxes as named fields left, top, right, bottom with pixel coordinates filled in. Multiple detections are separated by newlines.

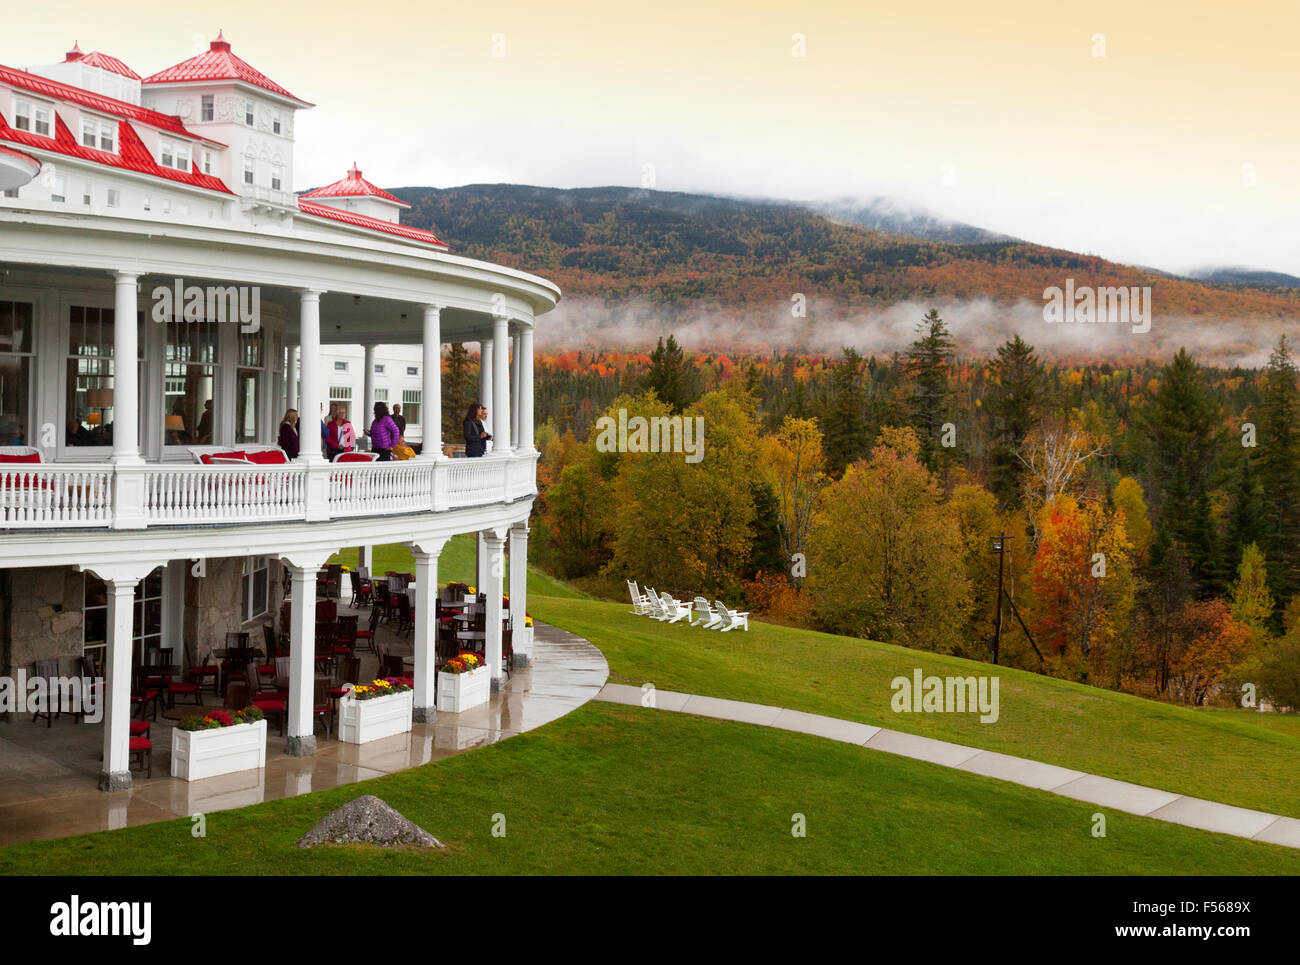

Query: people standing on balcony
left=326, top=407, right=356, bottom=460
left=369, top=401, right=402, bottom=461
left=392, top=403, right=407, bottom=437
left=464, top=403, right=491, bottom=457
left=278, top=409, right=300, bottom=459
left=319, top=404, right=330, bottom=457
left=195, top=399, right=214, bottom=444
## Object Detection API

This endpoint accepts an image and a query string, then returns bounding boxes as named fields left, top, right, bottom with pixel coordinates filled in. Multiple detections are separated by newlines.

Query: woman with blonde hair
left=278, top=408, right=300, bottom=459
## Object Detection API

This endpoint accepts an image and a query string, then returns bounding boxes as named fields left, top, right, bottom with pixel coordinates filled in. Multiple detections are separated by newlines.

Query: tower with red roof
left=141, top=31, right=313, bottom=217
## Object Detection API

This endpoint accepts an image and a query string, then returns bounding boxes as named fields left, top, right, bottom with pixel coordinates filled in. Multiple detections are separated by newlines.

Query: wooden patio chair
left=31, top=658, right=61, bottom=726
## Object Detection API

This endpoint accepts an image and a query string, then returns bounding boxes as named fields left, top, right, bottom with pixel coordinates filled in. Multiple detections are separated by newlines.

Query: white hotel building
left=0, top=36, right=556, bottom=789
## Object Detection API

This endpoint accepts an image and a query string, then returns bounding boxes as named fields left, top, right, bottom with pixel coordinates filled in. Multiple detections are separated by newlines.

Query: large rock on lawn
left=296, top=795, right=444, bottom=849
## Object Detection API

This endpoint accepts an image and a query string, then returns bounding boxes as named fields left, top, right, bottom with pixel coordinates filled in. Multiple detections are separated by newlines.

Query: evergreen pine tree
left=905, top=309, right=955, bottom=469
left=986, top=333, right=1043, bottom=505
left=823, top=348, right=869, bottom=475
left=1258, top=334, right=1300, bottom=614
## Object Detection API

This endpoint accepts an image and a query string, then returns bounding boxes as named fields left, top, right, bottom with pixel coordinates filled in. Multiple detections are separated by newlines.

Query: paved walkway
left=594, top=684, right=1300, bottom=850
left=0, top=622, right=608, bottom=847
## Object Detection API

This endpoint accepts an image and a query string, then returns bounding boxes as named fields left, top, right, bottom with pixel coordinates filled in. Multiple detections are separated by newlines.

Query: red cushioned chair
left=353, top=606, right=380, bottom=653
left=129, top=736, right=152, bottom=778
left=185, top=641, right=220, bottom=697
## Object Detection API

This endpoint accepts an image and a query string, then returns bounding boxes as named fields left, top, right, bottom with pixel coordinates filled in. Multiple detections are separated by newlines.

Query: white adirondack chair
left=627, top=580, right=652, bottom=615
left=642, top=587, right=661, bottom=618
left=691, top=597, right=722, bottom=628
left=714, top=600, right=750, bottom=632
left=659, top=592, right=692, bottom=624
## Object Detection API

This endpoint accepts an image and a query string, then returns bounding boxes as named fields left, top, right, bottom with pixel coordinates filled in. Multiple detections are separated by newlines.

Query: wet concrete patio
left=0, top=621, right=607, bottom=846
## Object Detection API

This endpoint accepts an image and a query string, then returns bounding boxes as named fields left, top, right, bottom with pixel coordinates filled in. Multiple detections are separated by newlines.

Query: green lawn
left=3, top=703, right=1295, bottom=875
left=528, top=597, right=1300, bottom=819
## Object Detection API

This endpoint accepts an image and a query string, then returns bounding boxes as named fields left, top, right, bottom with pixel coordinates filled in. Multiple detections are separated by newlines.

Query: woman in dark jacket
left=370, top=401, right=402, bottom=461
left=278, top=409, right=300, bottom=459
left=463, top=403, right=491, bottom=457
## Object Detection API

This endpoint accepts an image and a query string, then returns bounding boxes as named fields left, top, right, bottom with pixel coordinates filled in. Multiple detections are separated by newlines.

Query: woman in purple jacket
left=369, top=401, right=402, bottom=461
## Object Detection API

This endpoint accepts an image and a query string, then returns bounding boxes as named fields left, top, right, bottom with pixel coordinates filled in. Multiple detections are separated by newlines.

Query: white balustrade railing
left=145, top=464, right=307, bottom=524
left=0, top=465, right=114, bottom=528
left=0, top=452, right=536, bottom=530
left=329, top=459, right=435, bottom=516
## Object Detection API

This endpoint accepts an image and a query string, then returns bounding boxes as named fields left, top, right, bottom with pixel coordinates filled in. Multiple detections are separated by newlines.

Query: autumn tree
left=1029, top=494, right=1135, bottom=684
left=441, top=343, right=474, bottom=439
left=759, top=416, right=829, bottom=587
left=1229, top=542, right=1274, bottom=639
left=1112, top=477, right=1153, bottom=566
left=1167, top=599, right=1252, bottom=706
left=1016, top=415, right=1104, bottom=542
left=807, top=426, right=971, bottom=652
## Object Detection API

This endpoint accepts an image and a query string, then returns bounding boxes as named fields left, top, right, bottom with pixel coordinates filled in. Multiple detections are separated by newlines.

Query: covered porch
left=0, top=617, right=607, bottom=846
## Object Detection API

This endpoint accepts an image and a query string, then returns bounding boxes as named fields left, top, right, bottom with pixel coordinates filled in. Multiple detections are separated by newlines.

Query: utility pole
left=990, top=533, right=1044, bottom=670
left=991, top=534, right=1008, bottom=665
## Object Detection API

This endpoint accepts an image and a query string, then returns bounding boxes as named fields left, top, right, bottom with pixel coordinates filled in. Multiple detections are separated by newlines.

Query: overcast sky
left=5, top=0, right=1296, bottom=276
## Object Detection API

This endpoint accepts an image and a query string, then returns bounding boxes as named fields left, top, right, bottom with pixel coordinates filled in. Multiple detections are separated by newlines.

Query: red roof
left=0, top=62, right=221, bottom=143
left=143, top=33, right=311, bottom=106
left=0, top=108, right=233, bottom=195
left=65, top=43, right=142, bottom=81
left=300, top=164, right=410, bottom=207
left=297, top=199, right=447, bottom=248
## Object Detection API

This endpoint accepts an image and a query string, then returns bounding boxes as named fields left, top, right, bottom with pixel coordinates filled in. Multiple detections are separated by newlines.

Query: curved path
left=0, top=622, right=608, bottom=846
left=594, top=683, right=1300, bottom=850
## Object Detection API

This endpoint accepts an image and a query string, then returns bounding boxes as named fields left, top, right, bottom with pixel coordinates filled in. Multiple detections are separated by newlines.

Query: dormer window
left=80, top=118, right=117, bottom=153
left=201, top=150, right=213, bottom=175
left=201, top=95, right=214, bottom=122
left=159, top=140, right=192, bottom=172
left=14, top=100, right=51, bottom=137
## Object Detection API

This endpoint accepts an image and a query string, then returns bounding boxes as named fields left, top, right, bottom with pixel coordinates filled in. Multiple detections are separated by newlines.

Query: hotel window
left=329, top=385, right=352, bottom=420
left=406, top=366, right=419, bottom=376
left=162, top=199, right=171, bottom=214
left=51, top=176, right=65, bottom=203
left=160, top=141, right=173, bottom=167
left=2, top=188, right=17, bottom=198
left=201, top=150, right=213, bottom=175
left=13, top=101, right=31, bottom=131
left=333, top=361, right=348, bottom=371
left=0, top=301, right=34, bottom=448
left=143, top=196, right=151, bottom=211
left=175, top=144, right=191, bottom=172
left=201, top=94, right=214, bottom=122
left=373, top=388, right=388, bottom=402
left=83, top=567, right=163, bottom=660
left=163, top=319, right=218, bottom=447
left=82, top=182, right=91, bottom=206
left=373, top=363, right=385, bottom=374
left=244, top=101, right=254, bottom=126
left=271, top=168, right=282, bottom=191
left=241, top=557, right=270, bottom=622
left=272, top=111, right=281, bottom=135
left=160, top=141, right=190, bottom=171
left=243, top=160, right=254, bottom=185
left=83, top=119, right=116, bottom=153
left=236, top=329, right=265, bottom=444
left=107, top=189, right=120, bottom=208
left=65, top=305, right=144, bottom=448
left=33, top=105, right=51, bottom=137
left=401, top=389, right=422, bottom=426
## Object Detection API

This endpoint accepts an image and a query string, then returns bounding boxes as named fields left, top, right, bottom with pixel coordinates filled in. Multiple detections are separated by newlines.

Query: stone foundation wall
left=183, top=558, right=286, bottom=658
left=6, top=567, right=85, bottom=675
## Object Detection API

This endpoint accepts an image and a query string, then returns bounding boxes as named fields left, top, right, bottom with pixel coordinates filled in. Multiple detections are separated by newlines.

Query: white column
left=112, top=272, right=141, bottom=464
left=520, top=325, right=535, bottom=452
left=288, top=344, right=300, bottom=410
left=478, top=338, right=493, bottom=440
left=421, top=306, right=443, bottom=458
left=99, top=575, right=140, bottom=790
left=357, top=545, right=371, bottom=576
left=509, top=521, right=530, bottom=666
left=476, top=531, right=487, bottom=589
left=492, top=315, right=511, bottom=452
left=511, top=333, right=521, bottom=451
left=483, top=530, right=506, bottom=690
left=362, top=344, right=376, bottom=446
left=297, top=291, right=324, bottom=464
left=284, top=559, right=324, bottom=756
left=411, top=538, right=447, bottom=721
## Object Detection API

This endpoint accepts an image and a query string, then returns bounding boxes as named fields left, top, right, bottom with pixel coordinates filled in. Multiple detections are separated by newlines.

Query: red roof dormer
left=300, top=164, right=411, bottom=208
left=142, top=31, right=312, bottom=107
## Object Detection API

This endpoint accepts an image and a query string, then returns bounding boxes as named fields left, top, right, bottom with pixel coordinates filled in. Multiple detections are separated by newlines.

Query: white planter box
left=338, top=688, right=414, bottom=744
left=437, top=665, right=490, bottom=713
left=170, top=719, right=267, bottom=782
left=517, top=625, right=535, bottom=657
